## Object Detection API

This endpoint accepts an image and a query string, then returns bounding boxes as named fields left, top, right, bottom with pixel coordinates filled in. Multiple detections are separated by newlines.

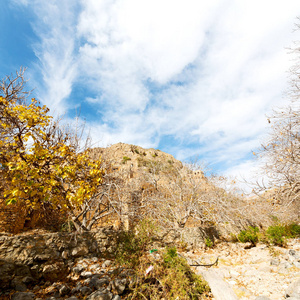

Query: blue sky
left=1, top=0, right=300, bottom=183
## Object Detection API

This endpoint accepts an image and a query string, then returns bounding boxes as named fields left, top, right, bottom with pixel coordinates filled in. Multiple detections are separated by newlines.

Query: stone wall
left=0, top=227, right=118, bottom=290
left=0, top=200, right=27, bottom=233
left=0, top=227, right=118, bottom=264
left=0, top=225, right=219, bottom=292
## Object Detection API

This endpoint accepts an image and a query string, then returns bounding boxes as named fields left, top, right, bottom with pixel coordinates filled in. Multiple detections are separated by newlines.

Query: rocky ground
left=2, top=257, right=137, bottom=300
left=184, top=238, right=300, bottom=299
left=2, top=231, right=300, bottom=299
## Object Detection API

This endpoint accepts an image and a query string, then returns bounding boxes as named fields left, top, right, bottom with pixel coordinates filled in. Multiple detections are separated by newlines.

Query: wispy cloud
left=13, top=0, right=300, bottom=181
left=14, top=0, right=79, bottom=113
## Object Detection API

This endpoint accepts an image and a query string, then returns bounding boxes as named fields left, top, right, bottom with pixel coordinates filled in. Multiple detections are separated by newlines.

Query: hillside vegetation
left=0, top=69, right=298, bottom=235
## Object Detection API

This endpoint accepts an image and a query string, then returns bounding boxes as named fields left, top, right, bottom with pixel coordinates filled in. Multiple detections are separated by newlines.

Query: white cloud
left=16, top=0, right=300, bottom=180
left=17, top=0, right=79, bottom=114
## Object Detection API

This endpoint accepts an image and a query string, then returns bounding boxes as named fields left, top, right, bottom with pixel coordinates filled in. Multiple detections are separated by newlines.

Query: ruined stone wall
left=0, top=225, right=220, bottom=292
left=0, top=227, right=119, bottom=290
left=0, top=199, right=27, bottom=234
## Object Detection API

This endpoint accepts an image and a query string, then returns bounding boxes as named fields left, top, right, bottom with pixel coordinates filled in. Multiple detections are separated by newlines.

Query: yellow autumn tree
left=0, top=69, right=105, bottom=231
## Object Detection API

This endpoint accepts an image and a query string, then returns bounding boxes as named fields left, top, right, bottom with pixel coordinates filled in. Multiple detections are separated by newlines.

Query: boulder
left=86, top=290, right=113, bottom=300
left=285, top=278, right=300, bottom=298
left=12, top=292, right=35, bottom=300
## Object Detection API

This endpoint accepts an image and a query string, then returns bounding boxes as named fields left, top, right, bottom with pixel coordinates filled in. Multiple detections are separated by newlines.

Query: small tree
left=0, top=70, right=106, bottom=231
left=256, top=29, right=300, bottom=219
left=257, top=104, right=300, bottom=215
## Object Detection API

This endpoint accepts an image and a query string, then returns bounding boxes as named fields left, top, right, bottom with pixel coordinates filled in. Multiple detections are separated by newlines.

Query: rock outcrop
left=186, top=238, right=300, bottom=300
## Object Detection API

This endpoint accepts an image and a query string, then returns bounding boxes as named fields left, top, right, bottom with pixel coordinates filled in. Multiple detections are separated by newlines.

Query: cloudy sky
left=1, top=0, right=300, bottom=182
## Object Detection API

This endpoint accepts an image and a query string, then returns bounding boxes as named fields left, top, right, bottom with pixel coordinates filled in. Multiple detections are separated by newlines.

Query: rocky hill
left=87, top=143, right=253, bottom=233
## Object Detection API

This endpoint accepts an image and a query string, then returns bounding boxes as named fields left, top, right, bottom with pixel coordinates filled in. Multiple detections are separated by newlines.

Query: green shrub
left=285, top=223, right=300, bottom=238
left=115, top=221, right=210, bottom=299
left=60, top=220, right=75, bottom=232
left=116, top=219, right=156, bottom=267
left=265, top=223, right=300, bottom=246
left=266, top=225, right=287, bottom=247
left=238, top=226, right=259, bottom=245
left=128, top=246, right=210, bottom=299
left=205, top=237, right=213, bottom=248
left=122, top=156, right=131, bottom=164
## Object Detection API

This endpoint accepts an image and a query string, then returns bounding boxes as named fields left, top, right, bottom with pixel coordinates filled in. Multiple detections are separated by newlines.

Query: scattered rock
left=12, top=292, right=35, bottom=300
left=111, top=278, right=127, bottom=295
left=285, top=278, right=300, bottom=298
left=80, top=286, right=93, bottom=296
left=86, top=290, right=113, bottom=300
left=72, top=246, right=89, bottom=257
left=102, top=260, right=112, bottom=268
left=59, top=284, right=71, bottom=296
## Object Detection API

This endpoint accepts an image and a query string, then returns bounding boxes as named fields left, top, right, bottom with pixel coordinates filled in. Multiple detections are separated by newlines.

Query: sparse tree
left=255, top=28, right=300, bottom=219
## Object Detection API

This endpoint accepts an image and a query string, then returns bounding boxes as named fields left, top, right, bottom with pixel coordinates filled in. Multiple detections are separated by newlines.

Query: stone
left=22, top=276, right=35, bottom=284
left=86, top=290, right=113, bottom=300
left=112, top=296, right=121, bottom=300
left=66, top=297, right=79, bottom=300
left=71, top=282, right=82, bottom=294
left=270, top=258, right=280, bottom=266
left=102, top=260, right=112, bottom=268
left=72, top=246, right=89, bottom=257
left=15, top=264, right=31, bottom=277
left=80, top=271, right=93, bottom=278
left=62, top=251, right=69, bottom=259
left=59, top=284, right=71, bottom=296
left=111, top=278, right=127, bottom=295
left=44, top=285, right=58, bottom=296
left=89, top=277, right=109, bottom=289
left=12, top=292, right=35, bottom=300
left=89, top=263, right=101, bottom=271
left=80, top=286, right=93, bottom=296
left=197, top=268, right=238, bottom=300
left=255, top=296, right=270, bottom=300
left=285, top=278, right=300, bottom=298
left=72, top=264, right=86, bottom=274
left=42, top=262, right=67, bottom=281
left=12, top=277, right=27, bottom=292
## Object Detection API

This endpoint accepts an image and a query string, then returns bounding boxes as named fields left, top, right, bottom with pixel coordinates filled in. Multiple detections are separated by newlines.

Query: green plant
left=60, top=220, right=75, bottom=232
left=134, top=149, right=139, bottom=154
left=115, top=221, right=210, bottom=299
left=178, top=240, right=189, bottom=251
left=127, top=246, right=210, bottom=299
left=285, top=223, right=300, bottom=238
left=116, top=219, right=156, bottom=267
left=122, top=156, right=131, bottom=164
left=266, top=225, right=287, bottom=247
left=205, top=237, right=213, bottom=248
left=270, top=215, right=280, bottom=225
left=238, top=226, right=259, bottom=245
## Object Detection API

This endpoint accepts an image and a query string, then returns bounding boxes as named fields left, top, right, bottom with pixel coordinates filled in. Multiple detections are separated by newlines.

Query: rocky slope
left=185, top=238, right=300, bottom=299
